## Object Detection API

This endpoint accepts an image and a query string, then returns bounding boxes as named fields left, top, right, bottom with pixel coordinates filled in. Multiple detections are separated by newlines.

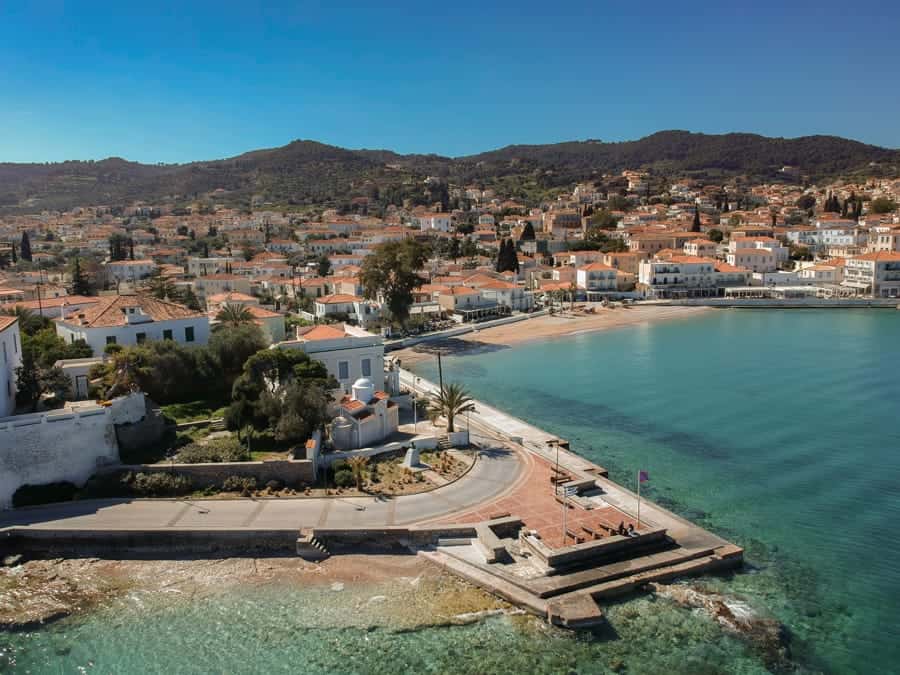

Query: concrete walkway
left=0, top=444, right=522, bottom=533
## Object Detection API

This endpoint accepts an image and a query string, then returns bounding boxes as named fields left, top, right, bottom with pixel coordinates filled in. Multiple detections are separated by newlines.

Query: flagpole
left=562, top=491, right=567, bottom=545
left=637, top=470, right=641, bottom=530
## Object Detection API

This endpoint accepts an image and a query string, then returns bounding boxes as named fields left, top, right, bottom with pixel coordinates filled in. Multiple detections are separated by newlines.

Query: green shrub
left=130, top=472, right=193, bottom=497
left=222, top=476, right=257, bottom=493
left=81, top=471, right=132, bottom=498
left=12, top=482, right=78, bottom=507
left=177, top=437, right=249, bottom=464
left=333, top=469, right=354, bottom=488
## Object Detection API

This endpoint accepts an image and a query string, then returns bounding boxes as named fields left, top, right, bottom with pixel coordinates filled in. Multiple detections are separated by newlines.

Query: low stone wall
left=522, top=528, right=668, bottom=568
left=5, top=527, right=299, bottom=557
left=113, top=458, right=315, bottom=488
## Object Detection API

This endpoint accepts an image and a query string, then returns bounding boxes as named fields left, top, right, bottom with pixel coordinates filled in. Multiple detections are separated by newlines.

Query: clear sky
left=2, top=0, right=898, bottom=163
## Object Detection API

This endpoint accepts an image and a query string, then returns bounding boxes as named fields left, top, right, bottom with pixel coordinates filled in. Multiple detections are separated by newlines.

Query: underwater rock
left=648, top=582, right=791, bottom=670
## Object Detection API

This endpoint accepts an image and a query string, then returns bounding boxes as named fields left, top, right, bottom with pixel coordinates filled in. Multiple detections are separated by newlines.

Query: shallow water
left=4, top=309, right=898, bottom=674
left=2, top=581, right=775, bottom=674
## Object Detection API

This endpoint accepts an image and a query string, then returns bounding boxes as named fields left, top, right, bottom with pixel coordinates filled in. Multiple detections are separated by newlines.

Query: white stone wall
left=0, top=321, right=22, bottom=418
left=0, top=393, right=145, bottom=508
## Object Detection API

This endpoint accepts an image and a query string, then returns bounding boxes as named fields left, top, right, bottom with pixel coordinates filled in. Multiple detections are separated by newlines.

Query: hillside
left=1, top=131, right=898, bottom=213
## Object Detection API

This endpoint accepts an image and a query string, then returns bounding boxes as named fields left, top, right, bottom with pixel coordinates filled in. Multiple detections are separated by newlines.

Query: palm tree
left=429, top=382, right=476, bottom=433
left=347, top=456, right=369, bottom=491
left=216, top=304, right=254, bottom=327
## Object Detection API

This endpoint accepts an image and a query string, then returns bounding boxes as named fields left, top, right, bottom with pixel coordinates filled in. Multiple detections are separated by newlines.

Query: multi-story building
left=842, top=251, right=900, bottom=297
left=576, top=263, right=618, bottom=292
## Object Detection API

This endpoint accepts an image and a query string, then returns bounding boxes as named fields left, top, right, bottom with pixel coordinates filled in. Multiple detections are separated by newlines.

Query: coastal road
left=0, top=444, right=522, bottom=533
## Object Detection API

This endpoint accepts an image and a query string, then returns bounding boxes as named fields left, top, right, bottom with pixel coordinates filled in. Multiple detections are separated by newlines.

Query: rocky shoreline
left=0, top=553, right=511, bottom=633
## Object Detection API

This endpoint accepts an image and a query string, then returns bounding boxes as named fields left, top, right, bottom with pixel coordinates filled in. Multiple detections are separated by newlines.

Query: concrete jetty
left=396, top=370, right=743, bottom=628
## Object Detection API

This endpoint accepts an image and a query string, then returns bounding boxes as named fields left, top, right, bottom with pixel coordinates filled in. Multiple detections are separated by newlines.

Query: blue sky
left=2, top=0, right=898, bottom=163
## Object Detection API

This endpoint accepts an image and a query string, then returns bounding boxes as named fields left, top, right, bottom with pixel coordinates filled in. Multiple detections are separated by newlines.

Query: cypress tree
left=11, top=244, right=16, bottom=264
left=20, top=232, right=32, bottom=262
left=71, top=257, right=92, bottom=296
left=691, top=206, right=701, bottom=232
left=521, top=222, right=536, bottom=241
left=128, top=238, right=135, bottom=260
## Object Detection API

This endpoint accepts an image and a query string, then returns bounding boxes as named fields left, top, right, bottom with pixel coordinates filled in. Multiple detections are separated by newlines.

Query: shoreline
left=392, top=304, right=711, bottom=366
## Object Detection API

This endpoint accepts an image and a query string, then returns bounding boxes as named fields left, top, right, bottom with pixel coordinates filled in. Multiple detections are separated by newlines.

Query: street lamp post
left=547, top=439, right=561, bottom=495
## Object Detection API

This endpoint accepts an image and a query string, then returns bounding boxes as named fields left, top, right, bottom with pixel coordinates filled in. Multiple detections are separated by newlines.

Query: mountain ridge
left=2, top=131, right=898, bottom=213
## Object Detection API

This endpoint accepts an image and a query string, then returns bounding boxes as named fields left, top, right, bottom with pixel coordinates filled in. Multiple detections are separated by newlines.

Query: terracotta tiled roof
left=0, top=315, right=17, bottom=332
left=56, top=294, right=204, bottom=328
left=296, top=324, right=347, bottom=341
left=316, top=293, right=362, bottom=304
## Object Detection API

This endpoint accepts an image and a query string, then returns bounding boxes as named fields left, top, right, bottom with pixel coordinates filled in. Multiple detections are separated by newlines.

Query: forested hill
left=1, top=131, right=897, bottom=213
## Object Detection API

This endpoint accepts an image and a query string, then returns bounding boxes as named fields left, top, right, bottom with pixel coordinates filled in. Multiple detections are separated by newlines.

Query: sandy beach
left=392, top=304, right=711, bottom=366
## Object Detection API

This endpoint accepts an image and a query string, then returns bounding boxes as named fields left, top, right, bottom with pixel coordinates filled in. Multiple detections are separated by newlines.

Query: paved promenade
left=0, top=443, right=522, bottom=532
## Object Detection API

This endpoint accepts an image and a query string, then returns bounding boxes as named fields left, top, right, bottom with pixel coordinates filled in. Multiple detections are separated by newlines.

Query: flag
left=639, top=470, right=649, bottom=483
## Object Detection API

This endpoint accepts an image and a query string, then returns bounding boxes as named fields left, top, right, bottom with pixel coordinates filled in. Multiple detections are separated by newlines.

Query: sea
left=4, top=309, right=899, bottom=674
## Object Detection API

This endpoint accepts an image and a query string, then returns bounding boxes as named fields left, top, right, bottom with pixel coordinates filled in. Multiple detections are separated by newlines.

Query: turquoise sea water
left=4, top=309, right=899, bottom=674
left=413, top=309, right=900, bottom=674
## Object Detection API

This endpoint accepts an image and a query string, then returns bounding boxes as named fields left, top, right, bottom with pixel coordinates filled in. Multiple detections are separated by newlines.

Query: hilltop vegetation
left=1, top=131, right=898, bottom=213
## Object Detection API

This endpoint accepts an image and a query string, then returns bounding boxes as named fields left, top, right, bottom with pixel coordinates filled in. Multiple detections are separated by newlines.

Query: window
left=338, top=361, right=349, bottom=380
left=163, top=329, right=173, bottom=340
left=361, top=358, right=371, bottom=377
left=185, top=326, right=195, bottom=342
left=136, top=332, right=147, bottom=344
left=106, top=336, right=117, bottom=345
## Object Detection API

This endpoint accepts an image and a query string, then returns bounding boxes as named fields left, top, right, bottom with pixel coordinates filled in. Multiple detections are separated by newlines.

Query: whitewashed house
left=278, top=324, right=390, bottom=394
left=54, top=294, right=210, bottom=353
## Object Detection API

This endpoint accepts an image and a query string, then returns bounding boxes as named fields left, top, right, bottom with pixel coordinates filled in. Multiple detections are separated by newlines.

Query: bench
left=565, top=528, right=585, bottom=544
left=581, top=525, right=603, bottom=540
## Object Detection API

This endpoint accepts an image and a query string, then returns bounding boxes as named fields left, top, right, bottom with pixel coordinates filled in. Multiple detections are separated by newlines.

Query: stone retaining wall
left=113, top=459, right=315, bottom=488
left=4, top=528, right=299, bottom=556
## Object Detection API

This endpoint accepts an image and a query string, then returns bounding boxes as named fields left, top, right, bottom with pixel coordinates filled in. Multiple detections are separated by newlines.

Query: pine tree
left=691, top=206, right=701, bottom=232
left=20, top=232, right=32, bottom=262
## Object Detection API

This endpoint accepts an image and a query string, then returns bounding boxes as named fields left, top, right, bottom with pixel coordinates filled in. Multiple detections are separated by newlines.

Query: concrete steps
left=437, top=435, right=453, bottom=451
left=296, top=531, right=330, bottom=561
left=529, top=546, right=719, bottom=598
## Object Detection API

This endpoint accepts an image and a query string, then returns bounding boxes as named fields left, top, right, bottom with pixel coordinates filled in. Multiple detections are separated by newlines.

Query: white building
left=279, top=324, right=387, bottom=394
left=417, top=213, right=453, bottom=232
left=104, top=259, right=157, bottom=284
left=843, top=251, right=900, bottom=297
left=55, top=294, right=210, bottom=354
left=0, top=316, right=22, bottom=417
left=313, top=294, right=379, bottom=326
left=330, top=378, right=399, bottom=451
left=576, top=263, right=618, bottom=292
